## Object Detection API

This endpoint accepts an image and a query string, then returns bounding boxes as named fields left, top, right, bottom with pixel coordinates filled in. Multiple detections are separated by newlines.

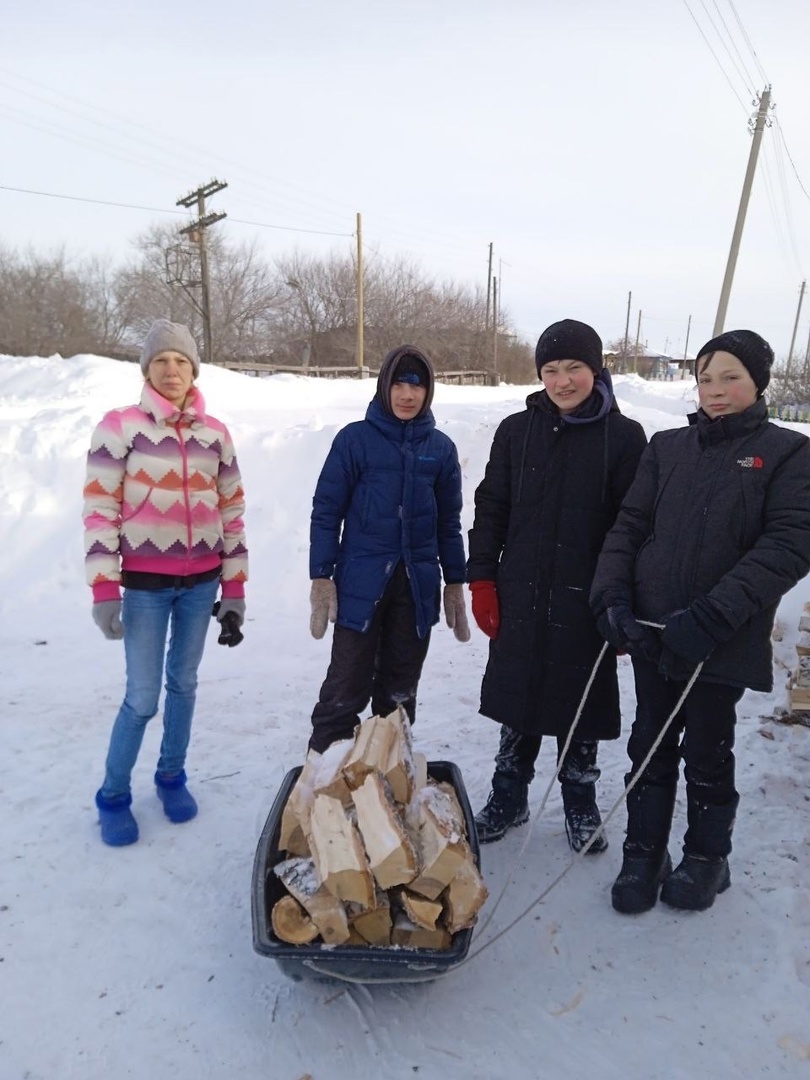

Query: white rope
left=300, top=626, right=701, bottom=985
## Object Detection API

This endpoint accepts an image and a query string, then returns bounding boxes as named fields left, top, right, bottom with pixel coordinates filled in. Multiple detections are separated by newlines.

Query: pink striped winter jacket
left=83, top=382, right=248, bottom=603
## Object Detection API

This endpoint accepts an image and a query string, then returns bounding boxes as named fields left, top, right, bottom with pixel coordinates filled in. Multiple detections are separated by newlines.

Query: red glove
left=469, top=580, right=500, bottom=639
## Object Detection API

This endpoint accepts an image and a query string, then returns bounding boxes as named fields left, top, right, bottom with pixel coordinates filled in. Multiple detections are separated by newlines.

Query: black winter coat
left=590, top=399, right=810, bottom=691
left=467, top=387, right=647, bottom=739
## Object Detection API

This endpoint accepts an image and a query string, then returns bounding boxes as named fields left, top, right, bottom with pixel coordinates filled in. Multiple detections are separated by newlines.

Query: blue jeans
left=100, top=578, right=219, bottom=798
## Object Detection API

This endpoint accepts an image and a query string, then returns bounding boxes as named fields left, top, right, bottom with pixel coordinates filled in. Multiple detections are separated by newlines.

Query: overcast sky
left=3, top=0, right=810, bottom=359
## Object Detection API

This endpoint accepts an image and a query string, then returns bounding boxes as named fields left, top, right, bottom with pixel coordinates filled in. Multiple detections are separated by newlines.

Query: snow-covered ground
left=2, top=355, right=808, bottom=1079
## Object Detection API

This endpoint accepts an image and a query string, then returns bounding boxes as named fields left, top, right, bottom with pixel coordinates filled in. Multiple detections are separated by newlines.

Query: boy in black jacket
left=592, top=329, right=810, bottom=913
left=468, top=320, right=647, bottom=851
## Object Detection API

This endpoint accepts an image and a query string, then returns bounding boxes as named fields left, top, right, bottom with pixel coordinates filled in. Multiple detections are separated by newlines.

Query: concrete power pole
left=177, top=179, right=227, bottom=365
left=713, top=87, right=772, bottom=336
left=785, top=279, right=806, bottom=380
left=622, top=291, right=632, bottom=373
left=680, top=313, right=692, bottom=379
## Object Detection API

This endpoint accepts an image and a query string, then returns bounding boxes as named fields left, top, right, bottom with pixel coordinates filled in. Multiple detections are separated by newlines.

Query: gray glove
left=215, top=598, right=245, bottom=627
left=93, top=600, right=123, bottom=640
left=443, top=583, right=471, bottom=643
left=310, top=578, right=337, bottom=639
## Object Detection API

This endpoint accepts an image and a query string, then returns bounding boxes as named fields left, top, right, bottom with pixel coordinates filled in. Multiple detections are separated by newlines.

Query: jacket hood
left=375, top=345, right=435, bottom=418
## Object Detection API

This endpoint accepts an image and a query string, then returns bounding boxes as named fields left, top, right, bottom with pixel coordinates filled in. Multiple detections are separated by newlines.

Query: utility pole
left=713, top=87, right=772, bottom=336
left=680, top=314, right=692, bottom=379
left=622, top=291, right=632, bottom=373
left=492, top=276, right=499, bottom=378
left=804, top=320, right=810, bottom=380
left=485, top=242, right=493, bottom=332
left=632, top=310, right=642, bottom=374
left=785, top=279, right=806, bottom=380
left=177, top=179, right=227, bottom=365
left=355, top=212, right=365, bottom=373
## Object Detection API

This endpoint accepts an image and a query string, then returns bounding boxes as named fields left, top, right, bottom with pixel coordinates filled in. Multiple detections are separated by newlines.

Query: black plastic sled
left=251, top=760, right=480, bottom=983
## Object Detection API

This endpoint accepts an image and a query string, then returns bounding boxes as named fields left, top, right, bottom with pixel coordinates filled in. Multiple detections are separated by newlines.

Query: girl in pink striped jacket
left=84, top=319, right=248, bottom=846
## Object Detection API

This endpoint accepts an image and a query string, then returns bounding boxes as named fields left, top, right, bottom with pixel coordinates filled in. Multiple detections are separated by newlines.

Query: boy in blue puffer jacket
left=307, top=345, right=470, bottom=752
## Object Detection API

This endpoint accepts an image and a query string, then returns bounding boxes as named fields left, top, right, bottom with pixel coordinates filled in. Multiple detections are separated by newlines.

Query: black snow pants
left=309, top=561, right=431, bottom=753
left=626, top=660, right=744, bottom=858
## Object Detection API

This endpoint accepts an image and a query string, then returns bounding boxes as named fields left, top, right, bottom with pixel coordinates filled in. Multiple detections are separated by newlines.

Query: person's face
left=539, top=359, right=595, bottom=413
left=390, top=379, right=427, bottom=420
left=697, top=351, right=758, bottom=417
left=147, top=350, right=195, bottom=406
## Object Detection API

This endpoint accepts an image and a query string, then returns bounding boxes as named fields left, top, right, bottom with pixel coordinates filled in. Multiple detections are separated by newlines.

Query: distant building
left=604, top=346, right=695, bottom=379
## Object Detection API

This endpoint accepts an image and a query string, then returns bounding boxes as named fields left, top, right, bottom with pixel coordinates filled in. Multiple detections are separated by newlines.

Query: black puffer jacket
left=591, top=399, right=810, bottom=691
left=467, top=384, right=647, bottom=738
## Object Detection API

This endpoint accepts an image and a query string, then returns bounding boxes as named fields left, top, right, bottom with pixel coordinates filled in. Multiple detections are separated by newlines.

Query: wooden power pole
left=713, top=87, right=772, bottom=336
left=356, top=212, right=364, bottom=372
left=485, top=242, right=493, bottom=332
left=177, top=179, right=227, bottom=364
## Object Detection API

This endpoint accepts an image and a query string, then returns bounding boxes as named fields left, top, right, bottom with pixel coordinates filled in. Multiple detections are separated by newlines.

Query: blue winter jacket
left=310, top=372, right=466, bottom=638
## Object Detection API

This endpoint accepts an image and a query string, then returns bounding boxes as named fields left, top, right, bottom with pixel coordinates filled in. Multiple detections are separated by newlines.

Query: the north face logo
left=737, top=456, right=763, bottom=469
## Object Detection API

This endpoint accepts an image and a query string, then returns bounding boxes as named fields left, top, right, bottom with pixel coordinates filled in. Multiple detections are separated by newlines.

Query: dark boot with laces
left=474, top=775, right=530, bottom=844
left=558, top=741, right=607, bottom=854
left=561, top=782, right=608, bottom=853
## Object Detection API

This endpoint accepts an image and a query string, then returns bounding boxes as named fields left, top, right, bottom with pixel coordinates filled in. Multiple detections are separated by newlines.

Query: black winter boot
left=611, top=848, right=673, bottom=914
left=474, top=776, right=530, bottom=844
left=660, top=793, right=736, bottom=910
left=611, top=776, right=678, bottom=913
left=660, top=854, right=730, bottom=911
left=558, top=740, right=607, bottom=854
left=560, top=782, right=608, bottom=854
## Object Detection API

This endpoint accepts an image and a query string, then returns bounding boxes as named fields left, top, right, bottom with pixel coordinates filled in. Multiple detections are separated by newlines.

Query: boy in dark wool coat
left=592, top=329, right=810, bottom=914
left=307, top=345, right=469, bottom=753
left=467, top=319, right=647, bottom=850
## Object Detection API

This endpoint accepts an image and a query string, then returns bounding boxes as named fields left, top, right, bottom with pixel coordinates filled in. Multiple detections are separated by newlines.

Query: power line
left=679, top=0, right=749, bottom=111
left=0, top=183, right=353, bottom=237
left=726, top=0, right=770, bottom=86
left=772, top=118, right=810, bottom=204
left=707, top=0, right=757, bottom=94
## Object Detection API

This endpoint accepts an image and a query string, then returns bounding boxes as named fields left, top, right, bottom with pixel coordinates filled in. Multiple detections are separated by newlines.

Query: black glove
left=212, top=601, right=244, bottom=647
left=662, top=607, right=716, bottom=665
left=596, top=603, right=661, bottom=663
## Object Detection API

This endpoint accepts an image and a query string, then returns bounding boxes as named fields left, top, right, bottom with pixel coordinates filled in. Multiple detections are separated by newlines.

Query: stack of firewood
left=271, top=707, right=488, bottom=950
left=788, top=601, right=810, bottom=719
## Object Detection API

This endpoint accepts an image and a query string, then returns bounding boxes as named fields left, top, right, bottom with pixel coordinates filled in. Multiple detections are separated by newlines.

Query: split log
left=279, top=739, right=355, bottom=855
left=271, top=895, right=319, bottom=944
left=278, top=756, right=318, bottom=857
left=308, top=794, right=376, bottom=909
left=351, top=771, right=419, bottom=889
left=407, top=783, right=469, bottom=900
left=311, top=738, right=355, bottom=807
left=273, top=856, right=350, bottom=945
left=396, top=889, right=443, bottom=931
left=413, top=752, right=428, bottom=793
left=391, top=912, right=452, bottom=951
left=342, top=708, right=417, bottom=804
left=348, top=889, right=392, bottom=946
left=442, top=858, right=489, bottom=933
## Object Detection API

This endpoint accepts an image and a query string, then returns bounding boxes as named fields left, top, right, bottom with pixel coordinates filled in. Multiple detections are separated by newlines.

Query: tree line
left=0, top=225, right=536, bottom=383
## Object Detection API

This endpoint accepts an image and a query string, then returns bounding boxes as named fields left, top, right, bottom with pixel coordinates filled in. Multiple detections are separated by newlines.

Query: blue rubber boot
left=155, top=770, right=198, bottom=823
left=95, top=790, right=139, bottom=847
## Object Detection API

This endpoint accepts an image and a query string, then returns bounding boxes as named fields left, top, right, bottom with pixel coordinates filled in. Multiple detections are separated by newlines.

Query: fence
left=768, top=404, right=810, bottom=423
left=217, top=361, right=496, bottom=385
